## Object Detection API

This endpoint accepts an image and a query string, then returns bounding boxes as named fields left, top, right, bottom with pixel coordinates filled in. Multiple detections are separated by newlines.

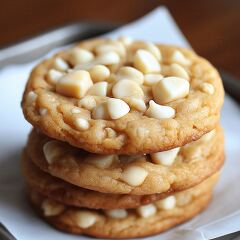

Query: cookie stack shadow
left=21, top=38, right=224, bottom=238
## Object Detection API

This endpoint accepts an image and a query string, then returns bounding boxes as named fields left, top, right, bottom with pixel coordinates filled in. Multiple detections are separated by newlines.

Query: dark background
left=1, top=0, right=240, bottom=78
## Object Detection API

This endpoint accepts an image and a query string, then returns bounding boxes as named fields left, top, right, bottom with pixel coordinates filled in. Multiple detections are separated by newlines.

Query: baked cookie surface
left=22, top=152, right=174, bottom=209
left=22, top=152, right=219, bottom=209
left=26, top=126, right=224, bottom=195
left=22, top=38, right=224, bottom=154
left=28, top=174, right=217, bottom=239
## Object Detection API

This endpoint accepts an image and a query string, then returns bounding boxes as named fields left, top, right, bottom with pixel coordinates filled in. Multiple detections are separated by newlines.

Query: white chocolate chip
left=107, top=98, right=130, bottom=120
left=78, top=96, right=96, bottom=110
left=66, top=69, right=74, bottom=73
left=41, top=199, right=65, bottom=217
left=112, top=80, right=144, bottom=99
left=144, top=43, right=162, bottom=61
left=133, top=49, right=161, bottom=74
left=43, top=141, right=62, bottom=164
left=56, top=70, right=93, bottom=98
left=106, top=209, right=128, bottom=219
left=95, top=51, right=120, bottom=65
left=130, top=42, right=161, bottom=61
left=95, top=42, right=126, bottom=57
left=185, top=144, right=202, bottom=159
left=170, top=50, right=191, bottom=65
left=175, top=193, right=192, bottom=206
left=155, top=196, right=176, bottom=210
left=105, top=127, right=117, bottom=138
left=71, top=107, right=81, bottom=114
left=26, top=91, right=37, bottom=105
left=53, top=57, right=69, bottom=71
left=200, top=83, right=215, bottom=95
left=87, top=82, right=108, bottom=97
left=145, top=100, right=175, bottom=119
left=39, top=108, right=48, bottom=116
left=121, top=165, right=148, bottom=186
left=200, top=129, right=216, bottom=142
left=74, top=118, right=90, bottom=130
left=75, top=211, right=97, bottom=228
left=151, top=147, right=180, bottom=166
left=144, top=73, right=163, bottom=86
left=47, top=69, right=64, bottom=84
left=152, top=77, right=190, bottom=104
left=68, top=48, right=94, bottom=66
left=123, top=97, right=146, bottom=111
left=89, top=65, right=110, bottom=82
left=117, top=134, right=126, bottom=144
left=117, top=36, right=133, bottom=46
left=74, top=62, right=96, bottom=71
left=170, top=63, right=189, bottom=80
left=116, top=66, right=144, bottom=84
left=137, top=204, right=157, bottom=218
left=86, top=154, right=117, bottom=169
left=92, top=102, right=110, bottom=120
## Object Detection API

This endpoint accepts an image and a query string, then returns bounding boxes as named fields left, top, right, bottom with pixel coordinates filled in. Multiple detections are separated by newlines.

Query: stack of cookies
left=21, top=37, right=224, bottom=238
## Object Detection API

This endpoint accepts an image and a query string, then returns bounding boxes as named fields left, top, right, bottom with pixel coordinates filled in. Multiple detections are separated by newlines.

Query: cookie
left=28, top=173, right=217, bottom=239
left=22, top=151, right=219, bottom=209
left=21, top=151, right=175, bottom=209
left=22, top=38, right=224, bottom=155
left=26, top=126, right=224, bottom=195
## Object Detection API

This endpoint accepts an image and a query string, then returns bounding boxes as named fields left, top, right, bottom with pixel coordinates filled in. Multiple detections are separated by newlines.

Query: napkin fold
left=0, top=6, right=240, bottom=240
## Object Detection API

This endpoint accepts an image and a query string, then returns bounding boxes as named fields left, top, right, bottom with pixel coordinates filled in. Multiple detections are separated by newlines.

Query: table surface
left=1, top=0, right=240, bottom=79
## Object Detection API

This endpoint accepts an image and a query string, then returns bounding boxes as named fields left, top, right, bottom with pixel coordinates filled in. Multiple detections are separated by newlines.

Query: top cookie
left=22, top=37, right=224, bottom=154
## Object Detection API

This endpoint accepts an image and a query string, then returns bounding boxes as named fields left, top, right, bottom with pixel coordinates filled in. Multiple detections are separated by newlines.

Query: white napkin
left=0, top=7, right=240, bottom=240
